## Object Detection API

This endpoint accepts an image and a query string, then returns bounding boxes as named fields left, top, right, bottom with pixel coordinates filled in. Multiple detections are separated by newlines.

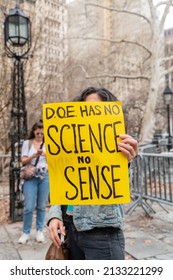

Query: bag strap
left=61, top=205, right=67, bottom=222
left=34, top=142, right=44, bottom=166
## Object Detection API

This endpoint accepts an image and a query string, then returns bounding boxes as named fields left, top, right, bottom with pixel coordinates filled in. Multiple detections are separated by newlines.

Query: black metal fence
left=126, top=151, right=173, bottom=215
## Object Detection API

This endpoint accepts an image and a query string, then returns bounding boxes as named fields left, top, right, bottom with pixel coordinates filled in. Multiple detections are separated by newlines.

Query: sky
left=164, top=7, right=173, bottom=29
left=153, top=0, right=173, bottom=29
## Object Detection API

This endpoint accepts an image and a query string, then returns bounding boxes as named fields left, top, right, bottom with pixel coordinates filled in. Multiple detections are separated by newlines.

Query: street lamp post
left=163, top=85, right=173, bottom=151
left=4, top=1, right=31, bottom=222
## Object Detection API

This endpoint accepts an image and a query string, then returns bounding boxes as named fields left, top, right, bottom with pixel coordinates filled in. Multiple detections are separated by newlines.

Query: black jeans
left=65, top=216, right=125, bottom=260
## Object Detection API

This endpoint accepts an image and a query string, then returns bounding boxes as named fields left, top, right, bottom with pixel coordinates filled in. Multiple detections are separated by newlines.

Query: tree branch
left=66, top=65, right=149, bottom=81
left=85, top=3, right=151, bottom=25
left=65, top=36, right=152, bottom=59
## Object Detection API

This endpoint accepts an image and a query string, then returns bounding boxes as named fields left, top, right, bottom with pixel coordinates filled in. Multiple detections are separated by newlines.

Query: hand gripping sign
left=43, top=101, right=130, bottom=205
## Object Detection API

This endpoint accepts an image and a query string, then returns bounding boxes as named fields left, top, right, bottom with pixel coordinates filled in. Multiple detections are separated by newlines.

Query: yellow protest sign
left=43, top=101, right=130, bottom=205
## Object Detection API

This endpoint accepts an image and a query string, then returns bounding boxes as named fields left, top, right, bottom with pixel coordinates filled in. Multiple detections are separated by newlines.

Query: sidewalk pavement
left=0, top=202, right=173, bottom=260
left=124, top=202, right=173, bottom=260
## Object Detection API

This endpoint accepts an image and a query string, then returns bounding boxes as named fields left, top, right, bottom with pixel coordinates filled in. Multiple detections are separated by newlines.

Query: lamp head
left=4, top=3, right=31, bottom=57
left=163, top=85, right=173, bottom=105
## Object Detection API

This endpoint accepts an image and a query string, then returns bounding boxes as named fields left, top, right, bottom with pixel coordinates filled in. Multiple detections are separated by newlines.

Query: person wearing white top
left=18, top=120, right=49, bottom=244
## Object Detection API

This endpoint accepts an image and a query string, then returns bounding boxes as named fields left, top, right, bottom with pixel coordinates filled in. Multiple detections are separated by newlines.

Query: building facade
left=0, top=0, right=68, bottom=155
left=0, top=0, right=68, bottom=132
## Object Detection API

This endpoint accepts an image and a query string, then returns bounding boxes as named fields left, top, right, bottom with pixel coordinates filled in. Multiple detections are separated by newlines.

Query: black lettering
left=95, top=105, right=102, bottom=115
left=104, top=104, right=112, bottom=115
left=112, top=121, right=121, bottom=152
left=78, top=156, right=85, bottom=163
left=112, top=104, right=120, bottom=115
left=89, top=124, right=102, bottom=153
left=77, top=156, right=91, bottom=164
left=64, top=165, right=124, bottom=202
left=111, top=165, right=122, bottom=198
left=88, top=105, right=96, bottom=116
left=101, top=166, right=112, bottom=199
left=10, top=269, right=14, bottom=276
left=71, top=124, right=78, bottom=153
left=80, top=105, right=88, bottom=117
left=103, top=124, right=115, bottom=153
left=65, top=166, right=78, bottom=200
left=47, top=125, right=60, bottom=155
left=104, top=104, right=120, bottom=115
left=78, top=167, right=89, bottom=200
left=46, top=107, right=55, bottom=119
left=78, top=124, right=90, bottom=153
left=56, top=107, right=66, bottom=118
left=85, top=156, right=91, bottom=163
left=46, top=122, right=122, bottom=155
left=88, top=165, right=99, bottom=199
left=101, top=165, right=123, bottom=199
left=60, top=125, right=72, bottom=153
left=79, top=105, right=101, bottom=117
left=66, top=106, right=75, bottom=118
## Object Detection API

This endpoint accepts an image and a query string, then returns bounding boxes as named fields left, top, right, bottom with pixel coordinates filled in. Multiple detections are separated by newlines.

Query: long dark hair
left=77, top=87, right=118, bottom=101
left=28, top=120, right=43, bottom=140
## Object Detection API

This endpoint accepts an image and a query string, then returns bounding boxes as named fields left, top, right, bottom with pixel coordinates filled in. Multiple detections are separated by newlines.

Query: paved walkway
left=0, top=216, right=52, bottom=260
left=124, top=202, right=173, bottom=259
left=0, top=202, right=173, bottom=260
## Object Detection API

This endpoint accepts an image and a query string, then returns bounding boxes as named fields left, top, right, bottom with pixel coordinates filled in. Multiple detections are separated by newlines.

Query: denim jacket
left=48, top=204, right=124, bottom=231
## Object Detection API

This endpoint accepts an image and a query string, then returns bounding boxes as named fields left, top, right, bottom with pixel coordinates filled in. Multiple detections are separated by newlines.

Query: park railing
left=126, top=151, right=173, bottom=215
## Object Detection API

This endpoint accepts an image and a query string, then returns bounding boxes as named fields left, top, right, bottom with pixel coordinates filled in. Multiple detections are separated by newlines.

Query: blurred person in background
left=18, top=120, right=49, bottom=244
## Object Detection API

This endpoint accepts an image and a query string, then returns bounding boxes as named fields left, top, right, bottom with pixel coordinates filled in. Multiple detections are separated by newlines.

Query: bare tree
left=65, top=0, right=173, bottom=143
left=1, top=0, right=173, bottom=155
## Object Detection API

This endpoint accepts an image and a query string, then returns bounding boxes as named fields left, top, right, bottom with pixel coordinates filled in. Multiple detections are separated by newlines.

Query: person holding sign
left=46, top=87, right=138, bottom=260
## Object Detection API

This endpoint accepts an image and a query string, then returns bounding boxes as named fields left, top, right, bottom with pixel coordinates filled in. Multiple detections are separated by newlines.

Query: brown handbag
left=45, top=241, right=69, bottom=260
